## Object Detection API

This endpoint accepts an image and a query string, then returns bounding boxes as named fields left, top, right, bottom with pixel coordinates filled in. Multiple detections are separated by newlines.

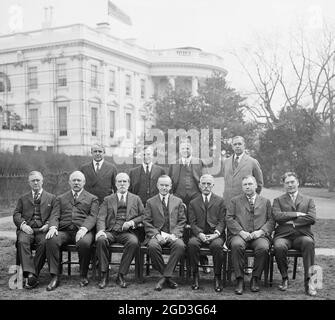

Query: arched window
left=0, top=72, right=11, bottom=92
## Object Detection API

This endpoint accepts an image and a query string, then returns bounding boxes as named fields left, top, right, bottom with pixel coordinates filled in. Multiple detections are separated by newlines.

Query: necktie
left=73, top=192, right=78, bottom=203
left=162, top=196, right=167, bottom=208
left=120, top=194, right=126, bottom=206
left=233, top=156, right=239, bottom=171
left=248, top=197, right=254, bottom=213
left=204, top=196, right=209, bottom=209
left=96, top=162, right=100, bottom=173
left=33, top=191, right=39, bottom=201
left=290, top=194, right=296, bottom=203
left=146, top=164, right=149, bottom=175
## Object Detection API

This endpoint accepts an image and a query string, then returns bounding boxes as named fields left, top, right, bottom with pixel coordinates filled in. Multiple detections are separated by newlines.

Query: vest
left=137, top=166, right=151, bottom=205
left=29, top=197, right=42, bottom=228
left=161, top=198, right=170, bottom=234
left=112, top=197, right=127, bottom=232
left=175, top=165, right=198, bottom=198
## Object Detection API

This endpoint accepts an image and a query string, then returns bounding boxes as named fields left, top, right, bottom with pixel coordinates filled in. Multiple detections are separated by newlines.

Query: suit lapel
left=150, top=165, right=158, bottom=181
left=126, top=193, right=134, bottom=219
left=243, top=195, right=251, bottom=212
left=39, top=191, right=47, bottom=221
left=233, top=154, right=247, bottom=176
left=254, top=195, right=262, bottom=210
left=285, top=193, right=296, bottom=210
left=295, top=193, right=303, bottom=209
left=207, top=194, right=215, bottom=210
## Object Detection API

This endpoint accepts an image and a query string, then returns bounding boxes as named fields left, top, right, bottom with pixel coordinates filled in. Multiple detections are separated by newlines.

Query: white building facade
left=0, top=23, right=226, bottom=156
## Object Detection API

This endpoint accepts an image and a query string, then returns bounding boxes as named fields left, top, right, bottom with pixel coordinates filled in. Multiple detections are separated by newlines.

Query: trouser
left=147, top=238, right=185, bottom=277
left=274, top=235, right=315, bottom=280
left=96, top=231, right=139, bottom=275
left=46, top=230, right=94, bottom=276
left=188, top=236, right=224, bottom=276
left=229, top=235, right=270, bottom=279
left=17, top=230, right=47, bottom=276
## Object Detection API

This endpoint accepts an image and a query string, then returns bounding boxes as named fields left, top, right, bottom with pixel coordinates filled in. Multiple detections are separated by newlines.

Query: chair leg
left=67, top=250, right=71, bottom=277
left=222, top=251, right=227, bottom=287
left=269, top=254, right=274, bottom=287
left=91, top=247, right=96, bottom=280
left=146, top=254, right=150, bottom=276
left=227, top=253, right=232, bottom=285
left=179, top=257, right=185, bottom=279
left=264, top=252, right=269, bottom=287
left=138, top=249, right=145, bottom=282
left=293, top=257, right=298, bottom=280
left=59, top=250, right=63, bottom=275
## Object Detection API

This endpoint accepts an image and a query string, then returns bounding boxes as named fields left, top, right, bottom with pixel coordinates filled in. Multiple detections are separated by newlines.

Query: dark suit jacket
left=226, top=194, right=274, bottom=245
left=96, top=192, right=144, bottom=232
left=13, top=190, right=56, bottom=230
left=80, top=160, right=117, bottom=204
left=188, top=193, right=226, bottom=240
left=222, top=154, right=263, bottom=204
left=144, top=194, right=186, bottom=242
left=49, top=189, right=99, bottom=231
left=272, top=193, right=316, bottom=240
left=129, top=164, right=165, bottom=199
left=168, top=157, right=208, bottom=195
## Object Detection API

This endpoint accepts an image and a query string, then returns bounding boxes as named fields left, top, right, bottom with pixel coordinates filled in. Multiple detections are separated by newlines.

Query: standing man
left=272, top=172, right=317, bottom=296
left=226, top=175, right=274, bottom=295
left=13, top=171, right=56, bottom=289
left=80, top=144, right=117, bottom=205
left=168, top=140, right=209, bottom=272
left=187, top=174, right=226, bottom=292
left=222, top=136, right=263, bottom=205
left=129, top=145, right=165, bottom=207
left=144, top=175, right=187, bottom=291
left=45, top=171, right=99, bottom=291
left=95, top=173, right=144, bottom=289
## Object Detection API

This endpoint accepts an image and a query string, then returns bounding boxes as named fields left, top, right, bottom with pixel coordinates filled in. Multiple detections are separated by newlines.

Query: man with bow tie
left=45, top=171, right=99, bottom=291
left=226, top=175, right=274, bottom=295
left=144, top=175, right=187, bottom=291
left=187, top=174, right=226, bottom=292
left=80, top=144, right=117, bottom=205
left=129, top=145, right=165, bottom=207
left=13, top=171, right=56, bottom=289
left=272, top=172, right=317, bottom=296
left=95, top=172, right=144, bottom=289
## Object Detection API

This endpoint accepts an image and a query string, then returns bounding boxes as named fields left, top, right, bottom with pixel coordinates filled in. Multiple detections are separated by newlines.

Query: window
left=109, top=70, right=115, bottom=92
left=91, top=107, right=98, bottom=136
left=140, top=79, right=146, bottom=99
left=110, top=110, right=115, bottom=138
left=125, top=74, right=131, bottom=96
left=126, top=112, right=132, bottom=139
left=91, top=65, right=98, bottom=88
left=28, top=67, right=38, bottom=89
left=0, top=72, right=11, bottom=92
left=28, top=108, right=38, bottom=132
left=58, top=106, right=67, bottom=136
left=56, top=63, right=67, bottom=87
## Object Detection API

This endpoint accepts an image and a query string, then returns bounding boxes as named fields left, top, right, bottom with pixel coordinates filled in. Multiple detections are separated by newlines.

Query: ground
left=0, top=184, right=334, bottom=300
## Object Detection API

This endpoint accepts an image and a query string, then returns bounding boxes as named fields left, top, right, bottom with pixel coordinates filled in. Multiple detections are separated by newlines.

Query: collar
left=117, top=192, right=127, bottom=201
left=93, top=159, right=104, bottom=167
left=32, top=189, right=43, bottom=198
left=72, top=189, right=83, bottom=197
left=234, top=152, right=244, bottom=161
left=142, top=162, right=153, bottom=172
left=288, top=191, right=298, bottom=199
left=202, top=193, right=212, bottom=202
left=181, top=156, right=192, bottom=165
left=159, top=193, right=170, bottom=202
left=246, top=193, right=257, bottom=203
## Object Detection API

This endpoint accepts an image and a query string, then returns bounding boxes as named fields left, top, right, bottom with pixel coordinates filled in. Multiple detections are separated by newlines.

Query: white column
left=168, top=76, right=176, bottom=90
left=192, top=76, right=199, bottom=96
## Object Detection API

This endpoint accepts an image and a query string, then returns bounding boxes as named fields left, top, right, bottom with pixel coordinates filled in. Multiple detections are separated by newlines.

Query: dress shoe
left=305, top=280, right=317, bottom=296
left=250, top=276, right=260, bottom=292
left=214, top=275, right=223, bottom=292
left=154, top=277, right=166, bottom=291
left=79, top=276, right=89, bottom=287
left=24, top=273, right=39, bottom=289
left=116, top=273, right=127, bottom=288
left=46, top=275, right=59, bottom=291
left=191, top=273, right=200, bottom=290
left=234, top=277, right=244, bottom=295
left=278, top=278, right=289, bottom=291
left=166, top=278, right=178, bottom=289
left=98, top=272, right=108, bottom=289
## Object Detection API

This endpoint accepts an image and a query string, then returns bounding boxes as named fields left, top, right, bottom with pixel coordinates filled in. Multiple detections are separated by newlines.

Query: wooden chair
left=269, top=248, right=302, bottom=287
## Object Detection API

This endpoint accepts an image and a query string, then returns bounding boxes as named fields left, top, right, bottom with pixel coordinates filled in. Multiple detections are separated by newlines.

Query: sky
left=0, top=0, right=335, bottom=94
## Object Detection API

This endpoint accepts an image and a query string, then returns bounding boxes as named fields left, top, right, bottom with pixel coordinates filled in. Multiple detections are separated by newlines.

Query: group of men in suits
left=13, top=138, right=317, bottom=296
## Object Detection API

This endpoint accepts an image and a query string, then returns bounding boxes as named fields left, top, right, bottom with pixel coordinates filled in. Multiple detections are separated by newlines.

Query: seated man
left=45, top=171, right=99, bottom=291
left=188, top=174, right=226, bottom=292
left=273, top=172, right=317, bottom=296
left=144, top=175, right=187, bottom=291
left=13, top=171, right=56, bottom=289
left=95, top=172, right=144, bottom=289
left=226, top=175, right=274, bottom=295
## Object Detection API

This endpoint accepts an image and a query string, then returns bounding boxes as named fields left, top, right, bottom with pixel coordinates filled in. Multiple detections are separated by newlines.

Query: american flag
left=108, top=1, right=132, bottom=26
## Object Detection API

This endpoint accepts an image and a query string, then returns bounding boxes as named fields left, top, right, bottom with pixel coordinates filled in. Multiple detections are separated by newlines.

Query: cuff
left=130, top=220, right=135, bottom=228
left=20, top=221, right=26, bottom=229
left=214, top=230, right=221, bottom=236
left=49, top=226, right=58, bottom=230
left=80, top=227, right=88, bottom=233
